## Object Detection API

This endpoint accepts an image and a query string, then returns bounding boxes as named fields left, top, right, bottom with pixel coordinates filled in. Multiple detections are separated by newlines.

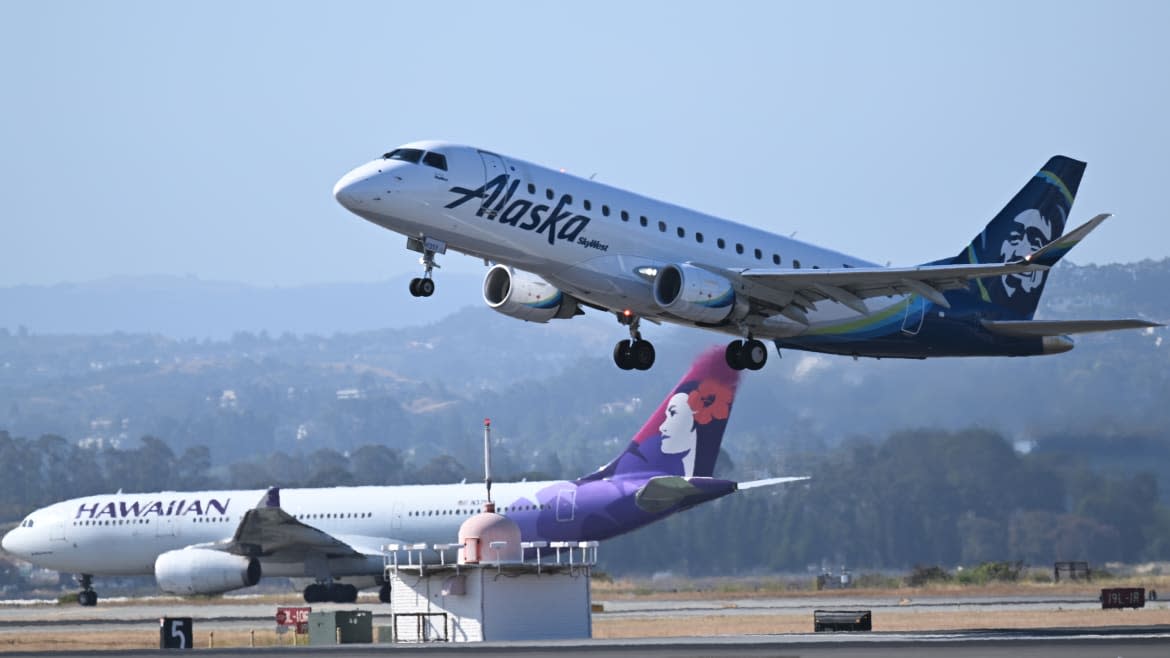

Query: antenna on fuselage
left=483, top=417, right=494, bottom=512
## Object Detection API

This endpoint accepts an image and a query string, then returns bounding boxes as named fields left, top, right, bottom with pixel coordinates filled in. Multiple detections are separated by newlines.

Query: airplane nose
left=332, top=175, right=361, bottom=209
left=2, top=528, right=19, bottom=554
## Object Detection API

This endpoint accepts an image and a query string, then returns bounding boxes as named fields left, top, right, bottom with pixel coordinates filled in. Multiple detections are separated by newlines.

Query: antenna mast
left=483, top=417, right=494, bottom=509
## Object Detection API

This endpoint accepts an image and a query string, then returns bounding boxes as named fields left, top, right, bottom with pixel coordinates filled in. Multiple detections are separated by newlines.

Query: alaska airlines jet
left=333, top=144, right=1158, bottom=370
left=1, top=348, right=801, bottom=606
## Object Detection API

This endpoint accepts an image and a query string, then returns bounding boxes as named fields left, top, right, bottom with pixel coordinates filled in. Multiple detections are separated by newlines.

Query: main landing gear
left=613, top=313, right=655, bottom=370
left=76, top=574, right=98, bottom=607
left=303, top=581, right=359, bottom=604
left=406, top=235, right=445, bottom=298
left=725, top=338, right=768, bottom=371
left=378, top=583, right=391, bottom=604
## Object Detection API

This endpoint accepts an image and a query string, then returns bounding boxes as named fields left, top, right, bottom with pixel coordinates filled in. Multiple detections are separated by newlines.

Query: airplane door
left=555, top=489, right=576, bottom=522
left=391, top=502, right=403, bottom=531
left=477, top=150, right=507, bottom=212
left=49, top=519, right=66, bottom=542
left=155, top=517, right=177, bottom=537
left=901, top=294, right=925, bottom=335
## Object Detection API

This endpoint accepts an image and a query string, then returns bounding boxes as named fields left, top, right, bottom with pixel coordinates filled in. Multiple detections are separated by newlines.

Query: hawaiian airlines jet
left=1, top=348, right=802, bottom=606
left=333, top=144, right=1158, bottom=370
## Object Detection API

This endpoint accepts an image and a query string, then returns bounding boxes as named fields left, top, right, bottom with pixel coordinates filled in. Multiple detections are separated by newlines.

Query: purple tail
left=581, top=346, right=741, bottom=482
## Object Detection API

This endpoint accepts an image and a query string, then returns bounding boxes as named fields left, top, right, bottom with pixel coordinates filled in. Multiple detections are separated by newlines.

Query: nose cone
left=332, top=170, right=364, bottom=210
left=2, top=528, right=21, bottom=555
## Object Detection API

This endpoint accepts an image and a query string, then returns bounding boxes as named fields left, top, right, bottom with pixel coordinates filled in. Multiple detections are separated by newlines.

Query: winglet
left=1024, top=213, right=1111, bottom=268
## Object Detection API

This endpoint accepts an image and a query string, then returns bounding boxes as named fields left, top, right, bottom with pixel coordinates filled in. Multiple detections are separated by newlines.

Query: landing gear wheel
left=417, top=277, right=435, bottom=297
left=631, top=340, right=655, bottom=370
left=334, top=584, right=359, bottom=604
left=741, top=339, right=768, bottom=370
left=378, top=583, right=392, bottom=604
left=613, top=339, right=633, bottom=370
left=725, top=340, right=745, bottom=370
left=78, top=590, right=97, bottom=607
left=408, top=278, right=422, bottom=297
left=303, top=583, right=326, bottom=603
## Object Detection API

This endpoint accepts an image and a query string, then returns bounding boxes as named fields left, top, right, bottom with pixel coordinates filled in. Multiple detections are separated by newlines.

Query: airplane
left=333, top=144, right=1159, bottom=371
left=1, top=347, right=803, bottom=606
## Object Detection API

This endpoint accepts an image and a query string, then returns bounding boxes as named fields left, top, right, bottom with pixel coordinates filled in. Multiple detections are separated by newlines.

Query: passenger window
left=640, top=215, right=648, bottom=227
left=564, top=194, right=573, bottom=204
left=735, top=243, right=744, bottom=254
left=385, top=148, right=424, bottom=164
left=422, top=151, right=448, bottom=171
left=754, top=248, right=762, bottom=260
left=717, top=238, right=726, bottom=249
left=677, top=226, right=685, bottom=238
left=696, top=232, right=704, bottom=243
left=602, top=205, right=610, bottom=216
left=583, top=199, right=592, bottom=211
left=546, top=188, right=555, bottom=200
left=528, top=183, right=536, bottom=194
left=658, top=221, right=667, bottom=233
left=794, top=260, right=802, bottom=268
left=621, top=210, right=629, bottom=221
left=773, top=254, right=781, bottom=265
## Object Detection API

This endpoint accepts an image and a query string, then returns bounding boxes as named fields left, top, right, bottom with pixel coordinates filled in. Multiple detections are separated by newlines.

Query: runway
left=0, top=593, right=1166, bottom=657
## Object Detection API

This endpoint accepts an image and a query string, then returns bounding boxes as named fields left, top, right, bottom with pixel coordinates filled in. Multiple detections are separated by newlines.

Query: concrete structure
left=382, top=508, right=596, bottom=642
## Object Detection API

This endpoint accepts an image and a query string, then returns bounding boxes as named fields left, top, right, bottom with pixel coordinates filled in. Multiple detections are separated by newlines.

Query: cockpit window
left=382, top=148, right=424, bottom=164
left=23, top=519, right=33, bottom=528
left=422, top=152, right=448, bottom=171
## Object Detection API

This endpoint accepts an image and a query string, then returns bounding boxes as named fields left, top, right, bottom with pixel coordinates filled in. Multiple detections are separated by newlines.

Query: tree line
left=2, top=428, right=1167, bottom=573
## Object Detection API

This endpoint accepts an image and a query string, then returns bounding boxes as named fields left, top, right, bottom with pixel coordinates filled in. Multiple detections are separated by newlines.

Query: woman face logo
left=659, top=392, right=697, bottom=458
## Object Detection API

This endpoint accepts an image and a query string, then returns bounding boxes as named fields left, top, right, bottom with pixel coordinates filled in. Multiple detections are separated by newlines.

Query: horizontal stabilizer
left=1023, top=213, right=1111, bottom=268
left=982, top=319, right=1162, bottom=337
left=738, top=476, right=810, bottom=490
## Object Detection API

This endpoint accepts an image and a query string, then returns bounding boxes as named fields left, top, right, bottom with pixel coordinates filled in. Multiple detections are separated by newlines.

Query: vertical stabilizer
left=582, top=346, right=741, bottom=481
left=956, top=156, right=1085, bottom=318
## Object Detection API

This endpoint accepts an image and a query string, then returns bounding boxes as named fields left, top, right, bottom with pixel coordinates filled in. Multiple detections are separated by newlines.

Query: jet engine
left=483, top=264, right=582, bottom=322
left=154, top=548, right=261, bottom=595
left=653, top=263, right=744, bottom=324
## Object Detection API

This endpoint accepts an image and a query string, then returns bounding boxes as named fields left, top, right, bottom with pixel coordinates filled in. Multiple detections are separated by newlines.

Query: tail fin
left=581, top=346, right=741, bottom=482
left=955, top=156, right=1086, bottom=318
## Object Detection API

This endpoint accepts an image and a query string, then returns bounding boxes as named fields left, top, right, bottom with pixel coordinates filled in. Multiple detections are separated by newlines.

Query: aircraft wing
left=701, top=260, right=1048, bottom=321
left=203, top=488, right=384, bottom=561
left=982, top=319, right=1162, bottom=337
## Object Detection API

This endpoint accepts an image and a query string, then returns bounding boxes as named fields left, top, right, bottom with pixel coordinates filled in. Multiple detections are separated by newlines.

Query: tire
left=418, top=278, right=435, bottom=297
left=743, top=339, right=768, bottom=370
left=613, top=339, right=633, bottom=370
left=632, top=340, right=655, bottom=370
left=725, top=340, right=744, bottom=370
left=303, top=584, right=325, bottom=603
left=378, top=584, right=391, bottom=604
left=408, top=278, right=421, bottom=297
left=78, top=590, right=97, bottom=607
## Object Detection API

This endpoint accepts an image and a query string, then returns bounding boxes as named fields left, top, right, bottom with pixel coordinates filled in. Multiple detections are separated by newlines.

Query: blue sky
left=3, top=1, right=1168, bottom=286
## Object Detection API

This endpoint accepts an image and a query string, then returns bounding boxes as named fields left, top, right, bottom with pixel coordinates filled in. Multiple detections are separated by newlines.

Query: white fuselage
left=3, top=481, right=563, bottom=577
left=333, top=141, right=888, bottom=338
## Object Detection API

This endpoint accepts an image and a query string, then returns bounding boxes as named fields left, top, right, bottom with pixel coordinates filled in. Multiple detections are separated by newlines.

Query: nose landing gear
left=76, top=573, right=98, bottom=606
left=406, top=236, right=445, bottom=298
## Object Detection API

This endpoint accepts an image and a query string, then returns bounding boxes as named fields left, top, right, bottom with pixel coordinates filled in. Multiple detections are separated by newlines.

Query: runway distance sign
left=275, top=606, right=311, bottom=633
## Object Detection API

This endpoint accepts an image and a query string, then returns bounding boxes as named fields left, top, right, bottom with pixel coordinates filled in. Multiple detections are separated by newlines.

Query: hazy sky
left=3, top=1, right=1168, bottom=286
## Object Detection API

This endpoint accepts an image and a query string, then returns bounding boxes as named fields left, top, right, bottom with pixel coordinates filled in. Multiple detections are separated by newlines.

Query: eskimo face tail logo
left=998, top=207, right=1060, bottom=297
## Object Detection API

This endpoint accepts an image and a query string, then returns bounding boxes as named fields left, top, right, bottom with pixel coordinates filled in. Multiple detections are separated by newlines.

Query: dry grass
left=593, top=607, right=1170, bottom=638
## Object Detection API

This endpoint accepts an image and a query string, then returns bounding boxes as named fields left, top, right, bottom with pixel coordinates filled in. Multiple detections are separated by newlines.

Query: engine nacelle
left=653, top=263, right=741, bottom=324
left=483, top=264, right=581, bottom=323
left=154, top=548, right=261, bottom=595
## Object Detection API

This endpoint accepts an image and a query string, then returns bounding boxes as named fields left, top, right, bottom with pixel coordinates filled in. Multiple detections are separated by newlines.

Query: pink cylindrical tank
left=458, top=503, right=522, bottom=564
